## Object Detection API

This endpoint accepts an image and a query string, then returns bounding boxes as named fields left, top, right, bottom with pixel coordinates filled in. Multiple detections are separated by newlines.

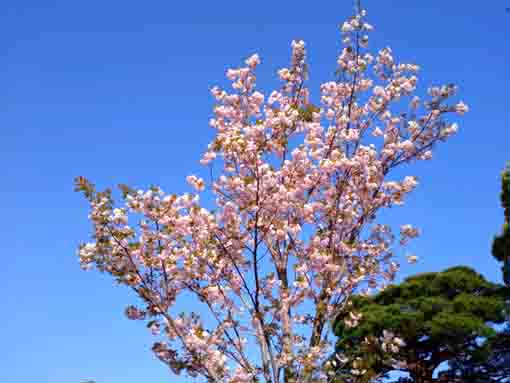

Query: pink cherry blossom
left=76, top=5, right=467, bottom=383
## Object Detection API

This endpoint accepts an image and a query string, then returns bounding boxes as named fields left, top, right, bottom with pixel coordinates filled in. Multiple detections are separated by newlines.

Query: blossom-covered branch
left=76, top=5, right=467, bottom=383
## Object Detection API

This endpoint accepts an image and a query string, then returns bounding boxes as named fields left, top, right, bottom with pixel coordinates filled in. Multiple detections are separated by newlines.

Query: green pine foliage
left=492, top=163, right=510, bottom=286
left=332, top=267, right=507, bottom=383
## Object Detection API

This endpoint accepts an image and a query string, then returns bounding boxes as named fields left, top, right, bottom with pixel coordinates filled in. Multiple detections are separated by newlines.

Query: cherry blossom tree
left=75, top=4, right=468, bottom=383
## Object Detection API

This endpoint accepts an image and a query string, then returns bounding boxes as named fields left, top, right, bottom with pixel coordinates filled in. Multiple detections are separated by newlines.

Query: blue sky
left=2, top=1, right=509, bottom=382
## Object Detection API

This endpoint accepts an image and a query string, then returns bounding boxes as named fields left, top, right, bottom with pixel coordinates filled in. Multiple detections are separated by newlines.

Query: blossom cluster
left=76, top=7, right=467, bottom=383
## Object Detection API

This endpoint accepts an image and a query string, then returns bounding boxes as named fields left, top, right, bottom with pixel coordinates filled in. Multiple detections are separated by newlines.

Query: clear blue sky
left=2, top=1, right=509, bottom=382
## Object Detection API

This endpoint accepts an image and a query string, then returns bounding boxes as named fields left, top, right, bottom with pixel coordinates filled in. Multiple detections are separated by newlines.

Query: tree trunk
left=411, top=362, right=435, bottom=383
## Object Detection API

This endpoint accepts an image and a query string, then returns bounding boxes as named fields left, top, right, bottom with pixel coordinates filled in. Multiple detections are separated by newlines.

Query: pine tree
left=332, top=267, right=507, bottom=383
left=492, top=163, right=510, bottom=287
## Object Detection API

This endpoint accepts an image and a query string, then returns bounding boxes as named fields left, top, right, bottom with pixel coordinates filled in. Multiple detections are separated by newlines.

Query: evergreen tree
left=492, top=163, right=510, bottom=287
left=332, top=267, right=507, bottom=383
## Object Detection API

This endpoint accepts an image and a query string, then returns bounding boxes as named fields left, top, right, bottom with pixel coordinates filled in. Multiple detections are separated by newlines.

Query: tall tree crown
left=492, top=163, right=510, bottom=286
left=75, top=4, right=468, bottom=383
